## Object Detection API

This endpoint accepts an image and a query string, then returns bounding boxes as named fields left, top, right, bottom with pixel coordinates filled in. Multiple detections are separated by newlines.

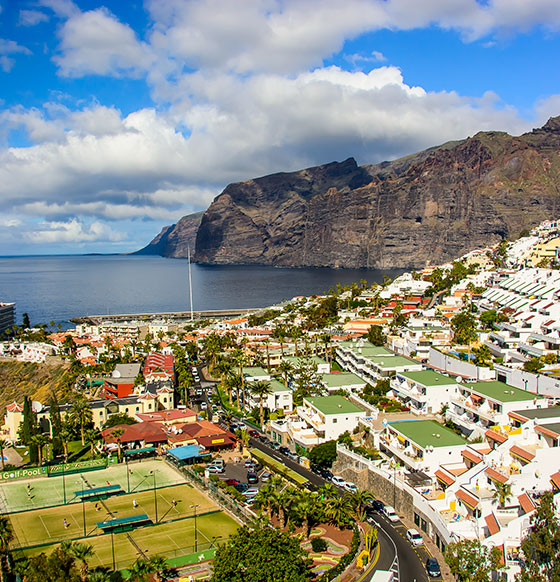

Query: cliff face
left=134, top=212, right=203, bottom=257
left=193, top=117, right=560, bottom=269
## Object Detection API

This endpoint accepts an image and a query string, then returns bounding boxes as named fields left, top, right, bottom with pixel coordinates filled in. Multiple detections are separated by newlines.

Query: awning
left=484, top=513, right=500, bottom=536
left=518, top=493, right=535, bottom=514
left=461, top=449, right=482, bottom=465
left=456, top=488, right=479, bottom=510
left=486, top=429, right=507, bottom=444
left=509, top=445, right=535, bottom=463
left=167, top=444, right=206, bottom=461
left=124, top=447, right=155, bottom=456
left=550, top=472, right=560, bottom=490
left=435, top=469, right=455, bottom=486
left=535, top=425, right=560, bottom=439
left=197, top=434, right=236, bottom=448
left=485, top=467, right=508, bottom=484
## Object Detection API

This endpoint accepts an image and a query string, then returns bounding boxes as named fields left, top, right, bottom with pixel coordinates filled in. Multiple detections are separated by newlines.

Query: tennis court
left=15, top=499, right=240, bottom=570
left=9, top=482, right=216, bottom=547
left=0, top=459, right=185, bottom=513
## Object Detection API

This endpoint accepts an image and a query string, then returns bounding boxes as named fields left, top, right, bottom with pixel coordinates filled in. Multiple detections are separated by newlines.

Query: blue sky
left=0, top=0, right=559, bottom=255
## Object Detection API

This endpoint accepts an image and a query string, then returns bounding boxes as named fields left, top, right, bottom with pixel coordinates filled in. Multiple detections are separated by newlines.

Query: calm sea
left=0, top=255, right=405, bottom=326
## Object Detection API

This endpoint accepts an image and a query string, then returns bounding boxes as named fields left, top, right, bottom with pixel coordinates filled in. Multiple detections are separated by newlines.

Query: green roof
left=320, top=372, right=365, bottom=388
left=337, top=341, right=393, bottom=357
left=360, top=346, right=396, bottom=358
left=368, top=355, right=419, bottom=369
left=284, top=356, right=328, bottom=366
left=388, top=420, right=467, bottom=448
left=306, top=395, right=363, bottom=415
left=511, top=407, right=560, bottom=420
left=269, top=379, right=290, bottom=393
left=398, top=370, right=458, bottom=387
left=244, top=366, right=269, bottom=378
left=463, top=381, right=542, bottom=403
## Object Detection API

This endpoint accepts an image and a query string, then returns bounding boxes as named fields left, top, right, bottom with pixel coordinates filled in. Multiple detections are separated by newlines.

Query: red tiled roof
left=518, top=493, right=535, bottom=514
left=101, top=423, right=167, bottom=444
left=535, top=424, right=560, bottom=438
left=435, top=469, right=455, bottom=486
left=461, top=449, right=483, bottom=465
left=509, top=445, right=535, bottom=462
left=136, top=408, right=196, bottom=423
left=196, top=434, right=236, bottom=448
left=456, top=488, right=479, bottom=509
left=484, top=513, right=500, bottom=536
left=508, top=411, right=529, bottom=423
left=550, top=472, right=560, bottom=490
left=6, top=402, right=23, bottom=412
left=485, top=467, right=508, bottom=484
left=486, top=429, right=507, bottom=444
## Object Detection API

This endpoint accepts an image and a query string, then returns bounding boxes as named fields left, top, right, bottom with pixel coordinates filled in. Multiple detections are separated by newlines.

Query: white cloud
left=25, top=219, right=125, bottom=244
left=54, top=8, right=153, bottom=78
left=18, top=10, right=49, bottom=27
left=38, top=0, right=79, bottom=19
left=0, top=39, right=31, bottom=72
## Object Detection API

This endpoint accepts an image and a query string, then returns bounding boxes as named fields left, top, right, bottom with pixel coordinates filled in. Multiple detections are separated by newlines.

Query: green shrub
left=311, top=538, right=328, bottom=553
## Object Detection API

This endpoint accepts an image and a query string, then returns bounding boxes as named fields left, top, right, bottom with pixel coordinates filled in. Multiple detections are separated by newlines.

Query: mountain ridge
left=138, top=117, right=560, bottom=268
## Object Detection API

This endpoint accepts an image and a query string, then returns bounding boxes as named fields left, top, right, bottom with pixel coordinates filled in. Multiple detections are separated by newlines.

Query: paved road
left=194, top=367, right=430, bottom=581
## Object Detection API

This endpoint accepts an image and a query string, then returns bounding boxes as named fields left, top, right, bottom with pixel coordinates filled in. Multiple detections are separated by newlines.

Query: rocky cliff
left=134, top=211, right=203, bottom=257
left=193, top=117, right=560, bottom=269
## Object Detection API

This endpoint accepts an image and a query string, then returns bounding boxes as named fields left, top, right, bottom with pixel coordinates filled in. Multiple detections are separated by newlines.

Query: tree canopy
left=445, top=538, right=502, bottom=582
left=308, top=440, right=337, bottom=468
left=211, top=525, right=311, bottom=582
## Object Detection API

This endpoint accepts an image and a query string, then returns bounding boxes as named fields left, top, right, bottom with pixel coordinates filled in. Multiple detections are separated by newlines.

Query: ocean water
left=0, top=255, right=405, bottom=326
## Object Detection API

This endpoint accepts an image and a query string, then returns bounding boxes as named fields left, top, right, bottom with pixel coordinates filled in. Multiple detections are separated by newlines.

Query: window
left=332, top=418, right=337, bottom=424
left=414, top=513, right=421, bottom=527
left=421, top=518, right=428, bottom=533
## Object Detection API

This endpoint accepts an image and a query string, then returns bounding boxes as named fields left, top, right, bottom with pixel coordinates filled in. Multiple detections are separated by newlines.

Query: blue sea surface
left=0, top=255, right=405, bottom=326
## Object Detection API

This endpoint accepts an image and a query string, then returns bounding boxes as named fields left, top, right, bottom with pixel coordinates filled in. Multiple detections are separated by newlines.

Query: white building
left=391, top=370, right=458, bottom=415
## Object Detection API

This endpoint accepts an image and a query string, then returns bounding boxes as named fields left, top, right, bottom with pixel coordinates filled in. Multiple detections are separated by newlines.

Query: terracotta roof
left=196, top=434, right=236, bottom=448
left=456, top=488, right=479, bottom=509
left=6, top=402, right=23, bottom=412
left=136, top=408, right=196, bottom=423
left=435, top=469, right=455, bottom=486
left=486, top=429, right=507, bottom=444
left=484, top=513, right=500, bottom=536
left=535, top=424, right=560, bottom=438
left=550, top=472, right=560, bottom=489
left=461, top=449, right=483, bottom=464
left=508, top=411, right=529, bottom=423
left=509, top=445, right=535, bottom=462
left=101, top=422, right=167, bottom=444
left=485, top=467, right=508, bottom=484
left=518, top=493, right=535, bottom=514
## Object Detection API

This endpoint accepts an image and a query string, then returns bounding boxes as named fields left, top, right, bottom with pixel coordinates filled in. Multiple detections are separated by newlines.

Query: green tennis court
left=9, top=483, right=216, bottom=547
left=0, top=459, right=185, bottom=513
left=14, top=502, right=240, bottom=571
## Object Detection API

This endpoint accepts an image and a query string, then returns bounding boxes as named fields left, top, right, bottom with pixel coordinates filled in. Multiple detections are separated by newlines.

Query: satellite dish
left=457, top=377, right=463, bottom=383
left=31, top=401, right=43, bottom=413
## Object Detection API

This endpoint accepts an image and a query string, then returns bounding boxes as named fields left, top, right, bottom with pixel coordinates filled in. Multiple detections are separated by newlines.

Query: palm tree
left=277, top=360, right=293, bottom=389
left=69, top=397, right=93, bottom=445
left=291, top=327, right=303, bottom=357
left=324, top=495, right=353, bottom=529
left=493, top=481, right=513, bottom=509
left=250, top=380, right=272, bottom=427
left=222, top=410, right=234, bottom=431
left=0, top=516, right=13, bottom=582
left=0, top=440, right=10, bottom=471
left=84, top=429, right=100, bottom=459
left=70, top=542, right=94, bottom=582
left=233, top=348, right=248, bottom=407
left=110, top=428, right=125, bottom=462
left=128, top=557, right=151, bottom=582
left=255, top=484, right=280, bottom=520
left=318, top=483, right=337, bottom=500
left=352, top=489, right=374, bottom=520
left=31, top=434, right=50, bottom=466
left=88, top=569, right=113, bottom=582
left=60, top=425, right=73, bottom=462
left=294, top=495, right=321, bottom=538
left=145, top=555, right=168, bottom=582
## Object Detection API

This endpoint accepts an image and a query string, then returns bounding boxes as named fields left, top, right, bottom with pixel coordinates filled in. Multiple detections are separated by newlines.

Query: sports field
left=0, top=459, right=185, bottom=512
left=5, top=459, right=241, bottom=570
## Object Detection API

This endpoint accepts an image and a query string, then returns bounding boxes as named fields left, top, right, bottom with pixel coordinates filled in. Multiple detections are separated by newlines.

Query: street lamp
left=125, top=455, right=130, bottom=493
left=77, top=480, right=86, bottom=537
left=62, top=463, right=66, bottom=504
left=191, top=504, right=200, bottom=552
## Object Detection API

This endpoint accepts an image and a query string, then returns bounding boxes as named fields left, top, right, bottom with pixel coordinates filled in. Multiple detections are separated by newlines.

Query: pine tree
left=49, top=394, right=63, bottom=457
left=19, top=397, right=39, bottom=464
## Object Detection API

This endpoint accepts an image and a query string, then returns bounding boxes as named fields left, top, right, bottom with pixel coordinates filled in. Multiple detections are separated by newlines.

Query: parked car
left=224, top=478, right=240, bottom=487
left=206, top=464, right=224, bottom=474
left=406, top=528, right=424, bottom=546
left=248, top=430, right=260, bottom=438
left=261, top=472, right=272, bottom=482
left=426, top=558, right=441, bottom=578
left=320, top=468, right=333, bottom=480
left=278, top=446, right=290, bottom=455
left=242, top=487, right=259, bottom=498
left=343, top=481, right=358, bottom=494
left=382, top=505, right=399, bottom=522
left=247, top=471, right=259, bottom=484
left=269, top=441, right=281, bottom=450
left=244, top=458, right=256, bottom=468
left=331, top=476, right=346, bottom=488
left=285, top=451, right=299, bottom=461
left=369, top=499, right=385, bottom=512
left=200, top=401, right=207, bottom=409
left=233, top=483, right=248, bottom=492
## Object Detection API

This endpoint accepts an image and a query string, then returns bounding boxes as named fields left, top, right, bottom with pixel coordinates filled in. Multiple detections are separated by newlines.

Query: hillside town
left=2, top=221, right=560, bottom=581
